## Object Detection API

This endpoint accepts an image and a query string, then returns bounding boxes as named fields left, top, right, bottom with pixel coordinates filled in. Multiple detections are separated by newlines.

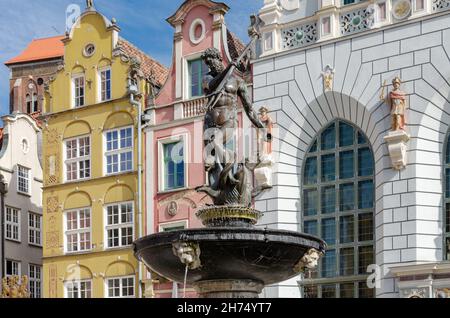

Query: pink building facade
left=143, top=0, right=249, bottom=298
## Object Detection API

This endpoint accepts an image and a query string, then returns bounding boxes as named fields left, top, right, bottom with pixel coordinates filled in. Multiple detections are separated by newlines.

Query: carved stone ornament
left=293, top=249, right=323, bottom=273
left=172, top=242, right=202, bottom=270
left=384, top=130, right=410, bottom=170
left=167, top=201, right=178, bottom=217
left=402, top=288, right=427, bottom=298
left=2, top=276, right=30, bottom=298
left=322, top=65, right=335, bottom=92
left=392, top=0, right=412, bottom=20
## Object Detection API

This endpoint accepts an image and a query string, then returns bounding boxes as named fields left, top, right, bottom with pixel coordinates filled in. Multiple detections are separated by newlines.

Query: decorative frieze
left=432, top=0, right=450, bottom=11
left=340, top=6, right=375, bottom=36
left=281, top=22, right=318, bottom=50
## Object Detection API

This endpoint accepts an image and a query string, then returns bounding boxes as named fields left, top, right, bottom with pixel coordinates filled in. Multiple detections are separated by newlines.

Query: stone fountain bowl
left=134, top=227, right=326, bottom=297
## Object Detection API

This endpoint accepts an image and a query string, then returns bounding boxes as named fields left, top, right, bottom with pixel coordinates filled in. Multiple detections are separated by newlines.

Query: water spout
left=183, top=265, right=189, bottom=298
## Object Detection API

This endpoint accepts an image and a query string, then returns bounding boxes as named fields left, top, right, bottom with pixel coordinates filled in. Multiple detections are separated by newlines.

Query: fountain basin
left=134, top=227, right=326, bottom=297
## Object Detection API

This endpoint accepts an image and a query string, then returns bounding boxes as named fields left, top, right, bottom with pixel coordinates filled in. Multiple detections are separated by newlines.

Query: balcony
left=182, top=96, right=208, bottom=119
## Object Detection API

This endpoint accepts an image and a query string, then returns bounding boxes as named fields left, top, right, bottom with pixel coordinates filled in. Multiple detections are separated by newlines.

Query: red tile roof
left=227, top=30, right=245, bottom=61
left=117, top=38, right=169, bottom=88
left=5, top=36, right=65, bottom=65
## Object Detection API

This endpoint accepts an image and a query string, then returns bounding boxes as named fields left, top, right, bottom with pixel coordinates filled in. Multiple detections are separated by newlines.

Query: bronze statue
left=196, top=41, right=269, bottom=207
left=389, top=77, right=407, bottom=131
left=86, top=0, right=94, bottom=9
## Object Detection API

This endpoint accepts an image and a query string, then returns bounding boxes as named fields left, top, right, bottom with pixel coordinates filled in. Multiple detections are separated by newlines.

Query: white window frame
left=63, top=208, right=92, bottom=254
left=159, top=220, right=188, bottom=233
left=17, top=165, right=31, bottom=195
left=105, top=275, right=136, bottom=298
left=157, top=134, right=189, bottom=193
left=5, top=206, right=21, bottom=242
left=28, top=212, right=42, bottom=247
left=63, top=135, right=91, bottom=182
left=72, top=74, right=85, bottom=108
left=64, top=279, right=93, bottom=298
left=98, top=67, right=112, bottom=103
left=183, top=52, right=204, bottom=100
left=29, top=264, right=42, bottom=298
left=5, top=259, right=21, bottom=277
left=103, top=126, right=134, bottom=176
left=104, top=201, right=135, bottom=250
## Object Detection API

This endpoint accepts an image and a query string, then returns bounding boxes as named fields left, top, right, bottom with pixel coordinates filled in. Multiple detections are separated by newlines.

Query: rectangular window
left=304, top=157, right=318, bottom=185
left=163, top=141, right=185, bottom=191
left=358, top=148, right=374, bottom=177
left=358, top=213, right=373, bottom=242
left=100, top=68, right=112, bottom=102
left=358, top=245, right=373, bottom=274
left=28, top=212, right=42, bottom=246
left=321, top=186, right=336, bottom=214
left=358, top=180, right=374, bottom=209
left=105, top=127, right=133, bottom=175
left=339, top=151, right=354, bottom=180
left=73, top=75, right=85, bottom=107
left=340, top=283, right=355, bottom=298
left=5, top=207, right=20, bottom=242
left=340, top=215, right=354, bottom=244
left=107, top=276, right=135, bottom=298
left=322, top=250, right=336, bottom=278
left=304, top=221, right=318, bottom=237
left=189, top=59, right=209, bottom=98
left=340, top=183, right=355, bottom=211
left=5, top=260, right=21, bottom=277
left=321, top=154, right=336, bottom=182
left=304, top=189, right=318, bottom=216
left=64, top=209, right=91, bottom=253
left=340, top=248, right=355, bottom=276
left=65, top=280, right=92, bottom=298
left=17, top=165, right=30, bottom=194
left=65, top=136, right=91, bottom=181
left=106, top=202, right=134, bottom=248
left=29, top=265, right=42, bottom=298
left=322, top=218, right=336, bottom=246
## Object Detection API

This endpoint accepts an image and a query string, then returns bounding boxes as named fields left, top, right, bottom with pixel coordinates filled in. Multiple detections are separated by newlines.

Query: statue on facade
left=1, top=276, right=30, bottom=298
left=389, top=77, right=407, bottom=131
left=258, top=107, right=273, bottom=157
left=196, top=36, right=270, bottom=207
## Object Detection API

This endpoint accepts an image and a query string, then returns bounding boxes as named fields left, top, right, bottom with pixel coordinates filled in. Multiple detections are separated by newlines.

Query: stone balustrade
left=259, top=0, right=449, bottom=56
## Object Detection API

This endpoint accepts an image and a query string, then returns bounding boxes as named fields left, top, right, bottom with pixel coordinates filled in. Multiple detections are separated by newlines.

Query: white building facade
left=253, top=0, right=450, bottom=298
left=0, top=113, right=43, bottom=298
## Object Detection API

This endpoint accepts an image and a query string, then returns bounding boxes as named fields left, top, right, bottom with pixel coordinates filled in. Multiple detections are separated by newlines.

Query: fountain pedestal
left=194, top=279, right=264, bottom=298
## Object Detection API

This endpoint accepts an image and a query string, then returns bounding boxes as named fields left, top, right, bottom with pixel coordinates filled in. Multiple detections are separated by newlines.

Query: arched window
left=33, top=93, right=38, bottom=113
left=302, top=120, right=375, bottom=298
left=444, top=135, right=450, bottom=261
left=26, top=94, right=32, bottom=114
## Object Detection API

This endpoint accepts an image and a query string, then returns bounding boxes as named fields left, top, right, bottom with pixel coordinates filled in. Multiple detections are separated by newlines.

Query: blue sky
left=0, top=0, right=263, bottom=116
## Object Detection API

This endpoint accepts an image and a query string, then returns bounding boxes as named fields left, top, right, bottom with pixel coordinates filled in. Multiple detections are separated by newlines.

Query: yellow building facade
left=41, top=8, right=167, bottom=298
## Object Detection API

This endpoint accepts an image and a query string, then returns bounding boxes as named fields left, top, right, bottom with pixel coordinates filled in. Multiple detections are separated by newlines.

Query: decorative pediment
left=166, top=0, right=229, bottom=27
